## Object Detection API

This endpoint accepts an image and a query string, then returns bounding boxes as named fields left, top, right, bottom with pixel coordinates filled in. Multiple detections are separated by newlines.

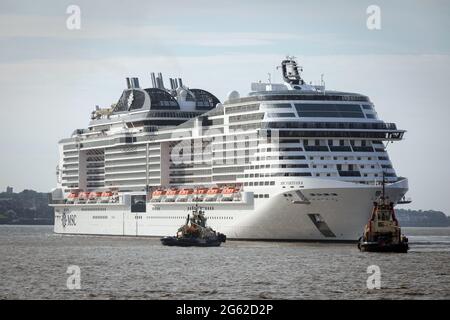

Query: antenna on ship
left=321, top=74, right=326, bottom=94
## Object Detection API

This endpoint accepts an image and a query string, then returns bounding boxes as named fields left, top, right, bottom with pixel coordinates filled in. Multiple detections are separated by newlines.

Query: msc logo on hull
left=62, top=209, right=77, bottom=228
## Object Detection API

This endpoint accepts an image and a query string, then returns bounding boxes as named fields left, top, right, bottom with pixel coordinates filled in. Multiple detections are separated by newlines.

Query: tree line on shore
left=0, top=190, right=53, bottom=225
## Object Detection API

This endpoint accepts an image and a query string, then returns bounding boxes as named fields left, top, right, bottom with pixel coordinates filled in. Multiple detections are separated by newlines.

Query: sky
left=0, top=0, right=449, bottom=213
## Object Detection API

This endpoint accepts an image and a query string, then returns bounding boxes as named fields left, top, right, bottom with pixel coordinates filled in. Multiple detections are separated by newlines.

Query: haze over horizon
left=0, top=0, right=449, bottom=213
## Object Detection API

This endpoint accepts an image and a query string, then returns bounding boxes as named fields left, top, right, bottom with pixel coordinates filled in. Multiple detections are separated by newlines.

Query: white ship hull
left=51, top=58, right=410, bottom=242
left=52, top=178, right=408, bottom=241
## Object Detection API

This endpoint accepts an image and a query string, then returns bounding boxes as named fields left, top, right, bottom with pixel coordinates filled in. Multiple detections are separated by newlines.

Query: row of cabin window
left=243, top=181, right=275, bottom=186
left=254, top=194, right=270, bottom=198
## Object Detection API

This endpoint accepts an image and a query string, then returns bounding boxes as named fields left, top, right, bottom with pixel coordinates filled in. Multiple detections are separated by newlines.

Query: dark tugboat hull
left=358, top=241, right=409, bottom=253
left=160, top=236, right=224, bottom=247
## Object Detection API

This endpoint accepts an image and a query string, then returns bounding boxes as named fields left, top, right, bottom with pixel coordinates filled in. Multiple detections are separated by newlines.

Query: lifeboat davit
left=88, top=191, right=102, bottom=203
left=66, top=192, right=79, bottom=203
left=100, top=191, right=113, bottom=203
left=176, top=188, right=194, bottom=202
left=192, top=187, right=208, bottom=202
left=77, top=192, right=90, bottom=203
left=221, top=187, right=235, bottom=201
left=151, top=189, right=166, bottom=202
left=205, top=187, right=221, bottom=201
left=165, top=188, right=179, bottom=202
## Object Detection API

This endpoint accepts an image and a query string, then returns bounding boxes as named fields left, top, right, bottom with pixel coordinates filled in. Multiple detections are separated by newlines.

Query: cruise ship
left=49, top=57, right=409, bottom=241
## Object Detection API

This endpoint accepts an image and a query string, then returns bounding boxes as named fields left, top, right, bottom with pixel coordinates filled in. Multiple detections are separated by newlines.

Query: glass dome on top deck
left=112, top=87, right=220, bottom=114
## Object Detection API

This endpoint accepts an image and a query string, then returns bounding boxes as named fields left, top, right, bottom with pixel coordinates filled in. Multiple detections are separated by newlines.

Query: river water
left=0, top=225, right=448, bottom=299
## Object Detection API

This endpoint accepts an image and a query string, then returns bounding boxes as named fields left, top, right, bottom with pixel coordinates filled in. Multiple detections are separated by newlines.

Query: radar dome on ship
left=227, top=90, right=240, bottom=101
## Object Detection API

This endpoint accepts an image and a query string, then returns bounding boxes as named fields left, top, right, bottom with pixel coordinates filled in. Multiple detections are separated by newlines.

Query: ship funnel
left=157, top=72, right=165, bottom=89
left=151, top=73, right=156, bottom=88
left=156, top=77, right=162, bottom=89
left=178, top=78, right=183, bottom=87
left=126, top=77, right=140, bottom=89
left=131, top=77, right=140, bottom=88
left=169, top=78, right=175, bottom=90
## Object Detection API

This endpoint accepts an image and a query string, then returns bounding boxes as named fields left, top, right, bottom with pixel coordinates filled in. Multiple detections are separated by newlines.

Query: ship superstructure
left=50, top=57, right=409, bottom=241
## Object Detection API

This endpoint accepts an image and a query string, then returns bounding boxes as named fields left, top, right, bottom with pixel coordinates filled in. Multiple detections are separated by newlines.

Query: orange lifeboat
left=166, top=189, right=178, bottom=196
left=192, top=187, right=208, bottom=202
left=222, top=187, right=235, bottom=194
left=151, top=189, right=166, bottom=202
left=66, top=192, right=79, bottom=203
left=165, top=188, right=178, bottom=202
left=176, top=188, right=194, bottom=202
left=207, top=187, right=221, bottom=194
left=77, top=191, right=90, bottom=203
left=221, top=187, right=235, bottom=201
left=179, top=188, right=194, bottom=196
left=152, top=189, right=166, bottom=197
left=88, top=191, right=102, bottom=203
left=205, top=187, right=221, bottom=201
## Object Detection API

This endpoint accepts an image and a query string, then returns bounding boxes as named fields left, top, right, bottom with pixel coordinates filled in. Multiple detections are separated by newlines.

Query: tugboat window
left=131, top=195, right=146, bottom=213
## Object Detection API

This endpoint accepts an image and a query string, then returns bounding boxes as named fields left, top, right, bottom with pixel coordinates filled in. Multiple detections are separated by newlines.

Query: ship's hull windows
left=225, top=94, right=369, bottom=105
left=229, top=123, right=262, bottom=131
left=63, top=144, right=78, bottom=151
left=212, top=166, right=246, bottom=173
left=338, top=171, right=361, bottom=177
left=278, top=131, right=395, bottom=139
left=263, top=103, right=293, bottom=109
left=267, top=113, right=296, bottom=118
left=143, top=120, right=186, bottom=126
left=263, top=122, right=397, bottom=130
left=229, top=113, right=265, bottom=123
left=213, top=175, right=237, bottom=181
left=278, top=155, right=306, bottom=160
left=146, top=111, right=201, bottom=118
left=295, top=104, right=365, bottom=118
left=225, top=104, right=259, bottom=114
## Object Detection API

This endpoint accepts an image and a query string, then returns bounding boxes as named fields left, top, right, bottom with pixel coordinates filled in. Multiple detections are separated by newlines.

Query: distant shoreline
left=0, top=221, right=53, bottom=226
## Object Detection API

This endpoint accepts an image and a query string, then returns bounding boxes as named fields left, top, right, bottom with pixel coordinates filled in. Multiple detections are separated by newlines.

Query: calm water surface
left=0, top=225, right=449, bottom=299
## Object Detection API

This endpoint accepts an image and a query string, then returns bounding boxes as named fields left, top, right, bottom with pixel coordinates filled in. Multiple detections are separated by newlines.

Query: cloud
left=0, top=14, right=305, bottom=47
